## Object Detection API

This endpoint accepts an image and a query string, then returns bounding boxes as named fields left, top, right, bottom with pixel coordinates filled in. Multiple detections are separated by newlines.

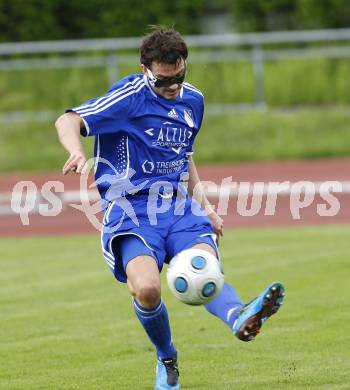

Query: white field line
left=1, top=181, right=350, bottom=216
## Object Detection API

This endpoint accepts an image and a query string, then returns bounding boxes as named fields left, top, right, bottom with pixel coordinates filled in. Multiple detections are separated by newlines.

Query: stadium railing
left=1, top=28, right=350, bottom=123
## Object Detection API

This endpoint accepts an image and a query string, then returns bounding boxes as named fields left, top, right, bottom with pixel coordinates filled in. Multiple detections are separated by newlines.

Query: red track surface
left=1, top=159, right=349, bottom=237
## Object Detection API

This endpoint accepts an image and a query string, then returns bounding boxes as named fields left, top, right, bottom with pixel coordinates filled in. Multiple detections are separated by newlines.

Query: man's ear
left=140, top=64, right=147, bottom=76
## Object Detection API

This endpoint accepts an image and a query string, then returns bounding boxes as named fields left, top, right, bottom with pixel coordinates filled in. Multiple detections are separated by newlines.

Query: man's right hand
left=62, top=150, right=87, bottom=175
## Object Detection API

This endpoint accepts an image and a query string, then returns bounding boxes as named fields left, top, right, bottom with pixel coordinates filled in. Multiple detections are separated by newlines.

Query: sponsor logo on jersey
left=184, top=109, right=194, bottom=128
left=141, top=158, right=187, bottom=174
left=167, top=108, right=179, bottom=119
left=144, top=121, right=193, bottom=153
left=141, top=160, right=155, bottom=173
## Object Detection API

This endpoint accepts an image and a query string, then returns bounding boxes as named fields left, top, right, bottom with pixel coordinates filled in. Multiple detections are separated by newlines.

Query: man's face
left=142, top=59, right=186, bottom=100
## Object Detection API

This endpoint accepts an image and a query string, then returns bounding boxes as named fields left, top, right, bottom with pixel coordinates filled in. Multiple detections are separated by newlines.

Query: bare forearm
left=188, top=156, right=213, bottom=213
left=188, top=155, right=224, bottom=240
left=55, top=112, right=87, bottom=175
left=55, top=112, right=84, bottom=154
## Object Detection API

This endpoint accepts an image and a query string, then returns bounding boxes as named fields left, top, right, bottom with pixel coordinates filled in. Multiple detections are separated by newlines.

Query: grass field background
left=2, top=57, right=350, bottom=112
left=1, top=225, right=349, bottom=389
left=2, top=106, right=350, bottom=172
left=1, top=56, right=350, bottom=172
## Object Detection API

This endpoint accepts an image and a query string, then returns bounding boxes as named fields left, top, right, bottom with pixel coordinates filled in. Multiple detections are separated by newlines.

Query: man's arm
left=187, top=155, right=224, bottom=241
left=55, top=112, right=87, bottom=175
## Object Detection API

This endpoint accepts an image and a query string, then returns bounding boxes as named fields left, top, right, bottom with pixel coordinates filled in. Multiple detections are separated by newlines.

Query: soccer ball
left=166, top=248, right=224, bottom=305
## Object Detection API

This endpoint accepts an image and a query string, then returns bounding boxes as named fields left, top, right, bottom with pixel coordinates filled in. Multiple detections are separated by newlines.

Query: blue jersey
left=69, top=74, right=204, bottom=200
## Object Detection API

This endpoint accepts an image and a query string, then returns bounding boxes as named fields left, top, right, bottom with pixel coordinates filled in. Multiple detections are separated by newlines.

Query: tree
left=0, top=0, right=206, bottom=42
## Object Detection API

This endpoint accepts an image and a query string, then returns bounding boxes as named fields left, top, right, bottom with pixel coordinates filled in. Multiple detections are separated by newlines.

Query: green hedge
left=229, top=0, right=350, bottom=32
left=0, top=0, right=206, bottom=42
left=1, top=0, right=350, bottom=42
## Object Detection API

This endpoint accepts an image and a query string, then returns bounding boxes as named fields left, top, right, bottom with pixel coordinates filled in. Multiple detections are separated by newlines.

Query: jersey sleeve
left=197, top=95, right=204, bottom=131
left=66, top=89, right=133, bottom=137
left=187, top=95, right=204, bottom=155
left=66, top=75, right=148, bottom=137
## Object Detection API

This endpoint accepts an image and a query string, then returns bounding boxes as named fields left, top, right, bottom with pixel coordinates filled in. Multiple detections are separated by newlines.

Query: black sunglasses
left=146, top=66, right=186, bottom=88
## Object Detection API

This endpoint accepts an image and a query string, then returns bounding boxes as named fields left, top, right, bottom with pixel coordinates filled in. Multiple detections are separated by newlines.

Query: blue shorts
left=101, top=193, right=216, bottom=283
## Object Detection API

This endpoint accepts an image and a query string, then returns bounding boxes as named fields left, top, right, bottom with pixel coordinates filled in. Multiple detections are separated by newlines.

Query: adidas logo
left=167, top=108, right=178, bottom=119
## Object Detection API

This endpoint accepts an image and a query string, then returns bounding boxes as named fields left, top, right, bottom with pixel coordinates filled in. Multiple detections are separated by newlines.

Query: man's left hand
left=207, top=210, right=224, bottom=245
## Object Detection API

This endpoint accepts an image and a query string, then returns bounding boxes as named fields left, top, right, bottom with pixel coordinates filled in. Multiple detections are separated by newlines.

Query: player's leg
left=167, top=198, right=246, bottom=331
left=168, top=194, right=285, bottom=341
left=116, top=235, right=179, bottom=389
left=191, top=242, right=244, bottom=329
left=191, top=241, right=285, bottom=341
left=125, top=255, right=177, bottom=360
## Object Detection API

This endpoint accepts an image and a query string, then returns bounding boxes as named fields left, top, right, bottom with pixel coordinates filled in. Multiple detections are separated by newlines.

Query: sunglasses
left=146, top=66, right=186, bottom=88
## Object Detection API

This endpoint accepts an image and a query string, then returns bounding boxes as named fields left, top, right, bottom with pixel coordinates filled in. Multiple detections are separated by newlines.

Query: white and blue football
left=167, top=248, right=224, bottom=305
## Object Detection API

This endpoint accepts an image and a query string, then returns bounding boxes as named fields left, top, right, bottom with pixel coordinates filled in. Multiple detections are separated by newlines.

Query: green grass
left=2, top=57, right=350, bottom=111
left=1, top=225, right=350, bottom=389
left=195, top=106, right=350, bottom=164
left=0, top=122, right=94, bottom=173
left=1, top=106, right=349, bottom=172
left=1, top=56, right=350, bottom=172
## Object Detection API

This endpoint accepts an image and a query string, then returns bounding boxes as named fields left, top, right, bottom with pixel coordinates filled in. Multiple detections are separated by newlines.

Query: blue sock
left=133, top=298, right=177, bottom=359
left=204, top=283, right=244, bottom=329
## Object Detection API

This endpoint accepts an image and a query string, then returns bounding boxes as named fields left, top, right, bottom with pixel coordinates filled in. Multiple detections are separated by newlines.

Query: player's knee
left=192, top=243, right=217, bottom=258
left=135, top=283, right=160, bottom=308
left=135, top=283, right=161, bottom=308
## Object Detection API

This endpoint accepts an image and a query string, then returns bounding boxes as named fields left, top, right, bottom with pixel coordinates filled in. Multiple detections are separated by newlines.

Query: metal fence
left=1, top=28, right=350, bottom=123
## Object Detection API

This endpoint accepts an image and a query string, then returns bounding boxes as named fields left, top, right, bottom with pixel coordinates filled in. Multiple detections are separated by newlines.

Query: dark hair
left=140, top=27, right=188, bottom=68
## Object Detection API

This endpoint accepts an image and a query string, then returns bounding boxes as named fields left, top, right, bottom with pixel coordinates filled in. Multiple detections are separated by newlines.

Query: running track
left=1, top=159, right=349, bottom=237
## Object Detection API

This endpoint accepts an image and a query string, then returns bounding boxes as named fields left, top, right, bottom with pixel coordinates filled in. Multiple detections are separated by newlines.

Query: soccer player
left=55, top=27, right=285, bottom=389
